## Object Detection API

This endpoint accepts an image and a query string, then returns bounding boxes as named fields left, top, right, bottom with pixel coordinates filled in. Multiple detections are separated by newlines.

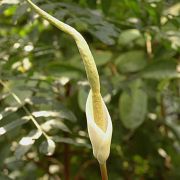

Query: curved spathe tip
left=86, top=90, right=112, bottom=164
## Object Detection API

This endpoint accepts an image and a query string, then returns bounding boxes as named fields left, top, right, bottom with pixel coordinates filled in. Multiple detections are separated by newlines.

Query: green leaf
left=0, top=173, right=12, bottom=180
left=0, top=92, right=10, bottom=101
left=101, top=0, right=112, bottom=14
left=53, top=136, right=75, bottom=145
left=89, top=25, right=118, bottom=45
left=0, top=117, right=30, bottom=136
left=87, top=0, right=97, bottom=8
left=78, top=87, right=88, bottom=111
left=39, top=139, right=56, bottom=156
left=28, top=96, right=52, bottom=105
left=93, top=50, right=112, bottom=66
left=15, top=140, right=34, bottom=160
left=1, top=0, right=19, bottom=5
left=53, top=136, right=91, bottom=148
left=118, top=29, right=142, bottom=46
left=41, top=119, right=71, bottom=133
left=0, top=144, right=11, bottom=168
left=3, top=80, right=33, bottom=106
left=115, top=50, right=147, bottom=73
left=0, top=106, right=20, bottom=120
left=141, top=60, right=179, bottom=79
left=32, top=110, right=77, bottom=122
left=14, top=130, right=42, bottom=159
left=47, top=62, right=84, bottom=79
left=119, top=80, right=148, bottom=129
left=12, top=4, right=28, bottom=23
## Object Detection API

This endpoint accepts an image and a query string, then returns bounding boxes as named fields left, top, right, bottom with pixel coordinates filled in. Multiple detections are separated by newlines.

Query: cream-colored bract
left=86, top=90, right=112, bottom=164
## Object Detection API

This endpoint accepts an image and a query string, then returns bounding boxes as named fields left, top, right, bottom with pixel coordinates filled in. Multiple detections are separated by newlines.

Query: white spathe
left=86, top=90, right=112, bottom=164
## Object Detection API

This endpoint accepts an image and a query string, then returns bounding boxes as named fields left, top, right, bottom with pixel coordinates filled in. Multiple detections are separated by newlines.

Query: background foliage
left=0, top=0, right=180, bottom=179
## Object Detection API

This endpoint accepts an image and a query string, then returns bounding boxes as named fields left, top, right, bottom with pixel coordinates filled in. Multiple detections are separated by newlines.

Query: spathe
left=86, top=90, right=112, bottom=164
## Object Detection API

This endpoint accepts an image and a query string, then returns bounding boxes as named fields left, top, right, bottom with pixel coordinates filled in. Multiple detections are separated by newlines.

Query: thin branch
left=0, top=80, right=50, bottom=140
left=64, top=133, right=70, bottom=180
left=145, top=32, right=153, bottom=59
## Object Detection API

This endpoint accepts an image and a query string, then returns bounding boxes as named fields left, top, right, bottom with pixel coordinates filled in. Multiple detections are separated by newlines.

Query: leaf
left=28, top=96, right=52, bottom=105
left=1, top=0, right=19, bottom=4
left=89, top=25, right=117, bottom=45
left=115, top=50, right=147, bottom=73
left=47, top=62, right=84, bottom=78
left=27, top=129, right=42, bottom=140
left=41, top=119, right=71, bottom=133
left=0, top=173, right=12, bottom=180
left=101, top=0, right=112, bottom=14
left=14, top=130, right=42, bottom=159
left=12, top=4, right=28, bottom=23
left=53, top=136, right=75, bottom=144
left=0, top=106, right=20, bottom=120
left=0, top=144, right=11, bottom=168
left=78, top=87, right=88, bottom=111
left=0, top=117, right=30, bottom=136
left=141, top=60, right=180, bottom=79
left=87, top=0, right=97, bottom=8
left=39, top=139, right=56, bottom=156
left=119, top=80, right=148, bottom=129
left=53, top=2, right=119, bottom=45
left=32, top=110, right=77, bottom=122
left=118, top=29, right=142, bottom=46
left=15, top=139, right=34, bottom=160
left=53, top=136, right=91, bottom=148
left=0, top=92, right=10, bottom=101
left=93, top=50, right=112, bottom=66
left=3, top=80, right=33, bottom=106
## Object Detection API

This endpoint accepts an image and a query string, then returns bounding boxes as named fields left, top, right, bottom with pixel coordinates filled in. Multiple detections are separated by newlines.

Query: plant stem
left=64, top=133, right=70, bottom=180
left=100, top=163, right=108, bottom=180
left=145, top=32, right=152, bottom=59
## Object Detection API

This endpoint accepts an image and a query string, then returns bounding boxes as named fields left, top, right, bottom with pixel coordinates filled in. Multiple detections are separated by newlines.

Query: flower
left=86, top=90, right=112, bottom=164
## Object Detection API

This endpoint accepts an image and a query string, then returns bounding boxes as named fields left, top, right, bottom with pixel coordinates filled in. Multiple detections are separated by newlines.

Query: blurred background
left=0, top=0, right=180, bottom=179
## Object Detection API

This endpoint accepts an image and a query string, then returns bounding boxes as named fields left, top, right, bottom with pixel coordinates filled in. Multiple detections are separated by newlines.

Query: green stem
left=100, top=163, right=108, bottom=180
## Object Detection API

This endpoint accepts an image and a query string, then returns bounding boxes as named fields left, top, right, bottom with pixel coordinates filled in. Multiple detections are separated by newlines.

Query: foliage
left=0, top=0, right=180, bottom=179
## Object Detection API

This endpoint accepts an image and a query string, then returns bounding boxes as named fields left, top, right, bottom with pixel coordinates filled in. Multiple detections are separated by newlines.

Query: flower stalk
left=26, top=0, right=112, bottom=179
left=100, top=163, right=108, bottom=180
